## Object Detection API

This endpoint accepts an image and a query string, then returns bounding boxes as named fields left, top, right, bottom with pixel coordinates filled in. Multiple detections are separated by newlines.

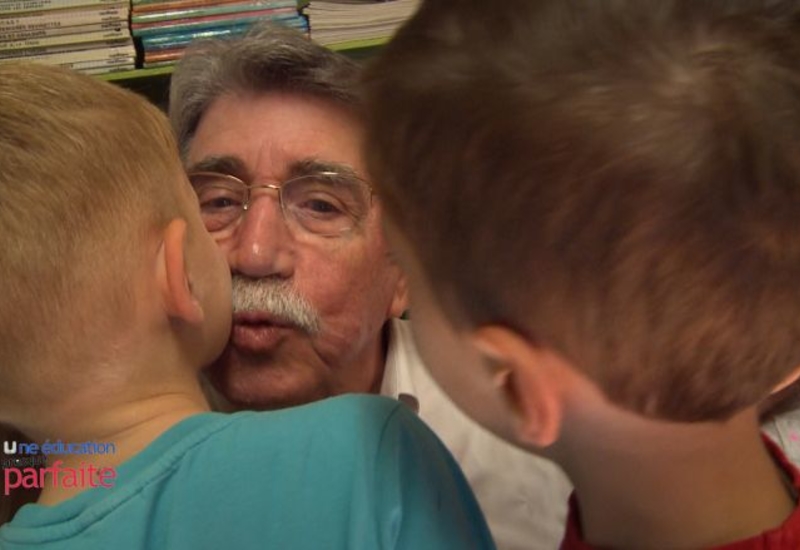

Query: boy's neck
left=30, top=389, right=209, bottom=506
left=562, top=406, right=796, bottom=549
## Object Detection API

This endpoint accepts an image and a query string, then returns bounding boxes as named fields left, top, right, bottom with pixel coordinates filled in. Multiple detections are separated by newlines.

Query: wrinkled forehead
left=186, top=155, right=364, bottom=185
left=186, top=90, right=368, bottom=183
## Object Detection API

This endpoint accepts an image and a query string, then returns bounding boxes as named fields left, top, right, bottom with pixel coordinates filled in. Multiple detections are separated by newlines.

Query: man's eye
left=299, top=198, right=345, bottom=216
left=196, top=187, right=243, bottom=211
left=202, top=197, right=242, bottom=210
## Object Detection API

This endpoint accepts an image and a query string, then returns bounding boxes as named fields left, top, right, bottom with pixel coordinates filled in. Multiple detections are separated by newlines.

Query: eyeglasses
left=188, top=170, right=374, bottom=237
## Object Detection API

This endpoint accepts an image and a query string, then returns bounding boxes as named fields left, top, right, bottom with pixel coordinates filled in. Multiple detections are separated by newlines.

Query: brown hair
left=0, top=64, right=188, bottom=389
left=364, top=0, right=800, bottom=421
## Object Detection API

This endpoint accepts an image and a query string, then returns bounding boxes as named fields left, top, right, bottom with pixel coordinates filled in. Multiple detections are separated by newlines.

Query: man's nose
left=226, top=195, right=295, bottom=279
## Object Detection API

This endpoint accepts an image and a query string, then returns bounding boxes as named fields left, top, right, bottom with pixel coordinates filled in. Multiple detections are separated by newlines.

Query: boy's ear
left=471, top=326, right=564, bottom=448
left=157, top=218, right=204, bottom=325
left=761, top=364, right=800, bottom=418
left=771, top=364, right=800, bottom=396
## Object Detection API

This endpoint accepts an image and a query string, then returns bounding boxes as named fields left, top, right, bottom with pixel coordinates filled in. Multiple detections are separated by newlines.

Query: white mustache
left=231, top=276, right=321, bottom=335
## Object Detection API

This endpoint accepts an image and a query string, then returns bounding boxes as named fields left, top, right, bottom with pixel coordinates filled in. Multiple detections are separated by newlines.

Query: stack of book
left=132, top=0, right=308, bottom=68
left=302, top=0, right=419, bottom=50
left=0, top=0, right=135, bottom=76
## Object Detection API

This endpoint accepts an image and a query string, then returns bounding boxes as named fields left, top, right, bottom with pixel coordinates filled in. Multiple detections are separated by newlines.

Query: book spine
left=0, top=20, right=124, bottom=41
left=0, top=42, right=135, bottom=65
left=132, top=1, right=295, bottom=24
left=0, top=28, right=127, bottom=52
left=82, top=63, right=136, bottom=76
left=0, top=0, right=126, bottom=16
left=142, top=59, right=176, bottom=68
left=0, top=5, right=127, bottom=31
left=132, top=0, right=236, bottom=5
left=143, top=48, right=182, bottom=63
left=67, top=57, right=135, bottom=71
left=53, top=58, right=135, bottom=76
left=0, top=36, right=132, bottom=60
left=133, top=0, right=257, bottom=13
left=141, top=23, right=252, bottom=50
left=132, top=10, right=300, bottom=36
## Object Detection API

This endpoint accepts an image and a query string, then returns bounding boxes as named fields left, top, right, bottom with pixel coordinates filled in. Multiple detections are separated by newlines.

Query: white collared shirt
left=763, top=407, right=800, bottom=468
left=381, top=319, right=573, bottom=550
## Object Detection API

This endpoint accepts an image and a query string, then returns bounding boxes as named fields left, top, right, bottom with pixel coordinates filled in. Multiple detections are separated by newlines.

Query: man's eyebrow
left=186, top=156, right=248, bottom=178
left=186, top=156, right=365, bottom=183
left=288, top=158, right=362, bottom=180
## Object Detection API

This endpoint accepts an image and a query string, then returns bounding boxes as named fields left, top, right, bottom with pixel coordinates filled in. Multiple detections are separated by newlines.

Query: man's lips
left=230, top=312, right=296, bottom=352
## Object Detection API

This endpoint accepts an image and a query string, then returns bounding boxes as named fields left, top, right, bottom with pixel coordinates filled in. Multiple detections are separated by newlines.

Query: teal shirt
left=0, top=395, right=495, bottom=549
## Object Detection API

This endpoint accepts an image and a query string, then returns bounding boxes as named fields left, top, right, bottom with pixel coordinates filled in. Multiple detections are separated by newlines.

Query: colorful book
left=143, top=47, right=182, bottom=63
left=132, top=10, right=304, bottom=36
left=0, top=0, right=125, bottom=16
left=0, top=27, right=127, bottom=52
left=141, top=22, right=252, bottom=50
left=132, top=1, right=295, bottom=24
left=132, top=0, right=260, bottom=13
left=0, top=20, right=124, bottom=41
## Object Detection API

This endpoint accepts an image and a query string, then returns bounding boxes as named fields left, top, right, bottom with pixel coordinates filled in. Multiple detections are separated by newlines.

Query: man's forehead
left=185, top=154, right=363, bottom=182
left=188, top=89, right=366, bottom=178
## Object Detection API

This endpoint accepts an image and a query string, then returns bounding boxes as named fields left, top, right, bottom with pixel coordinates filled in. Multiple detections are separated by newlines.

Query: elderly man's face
left=187, top=90, right=407, bottom=409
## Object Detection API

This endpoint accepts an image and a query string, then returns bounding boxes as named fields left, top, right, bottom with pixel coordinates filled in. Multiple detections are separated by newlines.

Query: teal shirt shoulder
left=0, top=395, right=495, bottom=549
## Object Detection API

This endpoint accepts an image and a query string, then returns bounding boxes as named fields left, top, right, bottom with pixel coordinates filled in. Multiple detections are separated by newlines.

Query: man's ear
left=388, top=272, right=409, bottom=319
left=471, top=326, right=564, bottom=448
left=157, top=218, right=204, bottom=325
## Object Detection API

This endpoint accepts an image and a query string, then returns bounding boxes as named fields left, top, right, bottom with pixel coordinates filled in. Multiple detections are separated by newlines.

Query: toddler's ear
left=760, top=364, right=800, bottom=419
left=156, top=218, right=204, bottom=325
left=771, top=365, right=800, bottom=396
left=471, top=326, right=565, bottom=448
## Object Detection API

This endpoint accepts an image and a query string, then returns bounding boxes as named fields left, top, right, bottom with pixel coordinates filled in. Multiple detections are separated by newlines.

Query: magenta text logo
left=3, top=440, right=117, bottom=496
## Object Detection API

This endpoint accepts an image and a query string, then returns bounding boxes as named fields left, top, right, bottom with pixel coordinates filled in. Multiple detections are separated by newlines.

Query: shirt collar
left=380, top=318, right=421, bottom=414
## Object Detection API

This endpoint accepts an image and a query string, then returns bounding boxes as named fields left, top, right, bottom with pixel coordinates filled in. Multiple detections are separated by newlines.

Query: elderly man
left=169, top=24, right=571, bottom=550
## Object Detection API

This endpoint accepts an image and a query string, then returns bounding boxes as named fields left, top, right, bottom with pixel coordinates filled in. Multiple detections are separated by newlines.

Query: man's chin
left=226, top=391, right=329, bottom=412
left=206, top=353, right=333, bottom=412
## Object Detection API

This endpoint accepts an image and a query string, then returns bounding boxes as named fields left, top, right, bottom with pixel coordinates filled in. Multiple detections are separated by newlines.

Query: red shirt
left=560, top=437, right=800, bottom=549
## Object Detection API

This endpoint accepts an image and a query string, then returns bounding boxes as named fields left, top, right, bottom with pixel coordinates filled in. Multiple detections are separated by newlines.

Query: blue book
left=141, top=18, right=308, bottom=51
left=132, top=11, right=305, bottom=36
left=141, top=22, right=253, bottom=50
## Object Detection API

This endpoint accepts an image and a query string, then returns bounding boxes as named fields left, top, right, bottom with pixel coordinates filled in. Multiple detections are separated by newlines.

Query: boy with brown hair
left=0, top=63, right=494, bottom=549
left=363, top=0, right=800, bottom=547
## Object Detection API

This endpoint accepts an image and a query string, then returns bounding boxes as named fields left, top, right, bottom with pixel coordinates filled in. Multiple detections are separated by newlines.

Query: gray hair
left=231, top=275, right=321, bottom=335
left=169, top=23, right=362, bottom=158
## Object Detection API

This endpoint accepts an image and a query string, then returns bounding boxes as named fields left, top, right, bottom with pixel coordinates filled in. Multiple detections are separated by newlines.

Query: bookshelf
left=103, top=38, right=385, bottom=110
left=0, top=1, right=402, bottom=108
left=103, top=65, right=174, bottom=108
